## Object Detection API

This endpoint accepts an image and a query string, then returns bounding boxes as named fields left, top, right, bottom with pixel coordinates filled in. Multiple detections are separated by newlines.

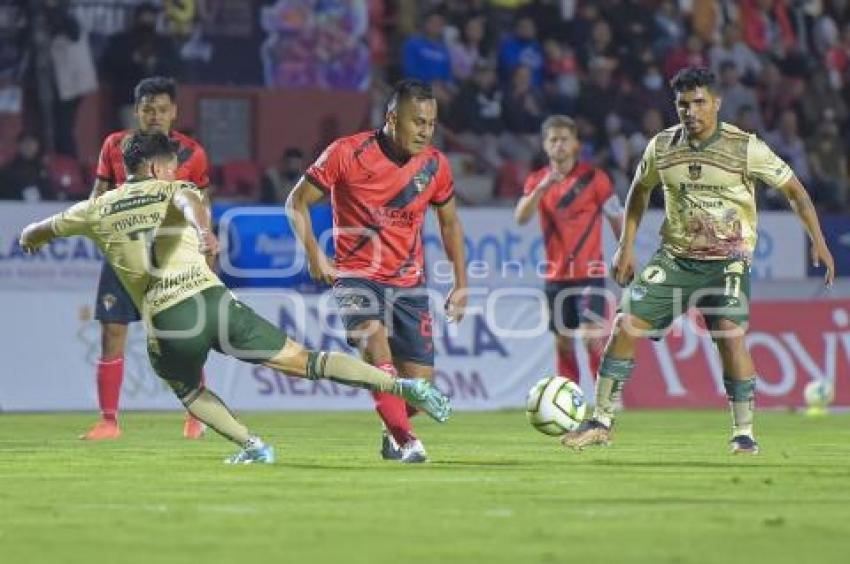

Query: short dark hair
left=670, top=67, right=717, bottom=93
left=134, top=76, right=177, bottom=104
left=386, top=79, right=435, bottom=113
left=541, top=115, right=577, bottom=137
left=122, top=132, right=178, bottom=172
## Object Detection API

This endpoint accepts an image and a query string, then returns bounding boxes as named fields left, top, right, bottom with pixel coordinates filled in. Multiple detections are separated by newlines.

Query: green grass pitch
left=1, top=410, right=848, bottom=564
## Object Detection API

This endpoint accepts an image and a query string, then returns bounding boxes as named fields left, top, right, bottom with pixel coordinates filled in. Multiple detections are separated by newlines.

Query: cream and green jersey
left=50, top=177, right=222, bottom=316
left=634, top=122, right=794, bottom=261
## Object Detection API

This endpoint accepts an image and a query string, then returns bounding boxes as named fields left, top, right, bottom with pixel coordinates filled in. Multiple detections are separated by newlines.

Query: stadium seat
left=46, top=154, right=87, bottom=200
left=218, top=160, right=261, bottom=202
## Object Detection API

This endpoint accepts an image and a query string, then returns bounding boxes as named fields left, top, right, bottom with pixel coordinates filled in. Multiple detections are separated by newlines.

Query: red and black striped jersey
left=306, top=130, right=454, bottom=286
left=523, top=162, right=613, bottom=281
left=95, top=129, right=210, bottom=189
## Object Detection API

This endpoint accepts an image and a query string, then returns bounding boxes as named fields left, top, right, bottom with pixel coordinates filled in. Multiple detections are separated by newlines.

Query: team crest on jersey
left=102, top=293, right=117, bottom=311
left=688, top=162, right=702, bottom=180
left=413, top=171, right=430, bottom=192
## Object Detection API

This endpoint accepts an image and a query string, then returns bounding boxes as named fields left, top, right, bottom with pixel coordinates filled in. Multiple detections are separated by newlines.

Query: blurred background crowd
left=2, top=0, right=850, bottom=213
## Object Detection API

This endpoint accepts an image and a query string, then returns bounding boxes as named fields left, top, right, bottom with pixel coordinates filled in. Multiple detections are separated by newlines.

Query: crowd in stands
left=2, top=0, right=850, bottom=214
left=394, top=0, right=850, bottom=213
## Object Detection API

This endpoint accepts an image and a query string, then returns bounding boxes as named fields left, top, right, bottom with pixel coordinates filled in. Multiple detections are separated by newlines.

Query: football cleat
left=560, top=419, right=612, bottom=451
left=183, top=414, right=206, bottom=439
left=80, top=419, right=121, bottom=440
left=224, top=444, right=275, bottom=464
left=730, top=435, right=760, bottom=455
left=400, top=439, right=428, bottom=464
left=397, top=379, right=452, bottom=423
left=380, top=430, right=402, bottom=461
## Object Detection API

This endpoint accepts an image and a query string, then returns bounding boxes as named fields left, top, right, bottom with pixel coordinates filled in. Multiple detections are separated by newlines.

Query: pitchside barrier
left=0, top=202, right=847, bottom=411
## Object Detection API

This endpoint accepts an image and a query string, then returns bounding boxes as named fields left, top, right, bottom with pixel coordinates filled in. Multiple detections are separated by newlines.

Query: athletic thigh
left=387, top=287, right=435, bottom=366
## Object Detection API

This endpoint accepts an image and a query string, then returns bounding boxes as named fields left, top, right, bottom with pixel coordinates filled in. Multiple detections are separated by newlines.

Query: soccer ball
left=804, top=379, right=834, bottom=409
left=525, top=376, right=587, bottom=436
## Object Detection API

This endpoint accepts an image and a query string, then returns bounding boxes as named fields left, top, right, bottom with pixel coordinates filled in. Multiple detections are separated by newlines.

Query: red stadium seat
left=219, top=160, right=261, bottom=201
left=46, top=154, right=87, bottom=200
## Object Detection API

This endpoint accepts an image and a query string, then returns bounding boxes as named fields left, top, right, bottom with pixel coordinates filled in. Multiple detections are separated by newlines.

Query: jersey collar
left=125, top=175, right=152, bottom=184
left=376, top=128, right=411, bottom=167
left=686, top=124, right=721, bottom=152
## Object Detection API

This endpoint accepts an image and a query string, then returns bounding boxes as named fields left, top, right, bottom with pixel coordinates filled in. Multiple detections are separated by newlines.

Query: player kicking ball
left=562, top=67, right=834, bottom=454
left=19, top=132, right=451, bottom=464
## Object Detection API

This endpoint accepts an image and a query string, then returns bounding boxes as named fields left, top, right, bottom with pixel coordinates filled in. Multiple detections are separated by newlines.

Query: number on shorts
left=724, top=274, right=741, bottom=299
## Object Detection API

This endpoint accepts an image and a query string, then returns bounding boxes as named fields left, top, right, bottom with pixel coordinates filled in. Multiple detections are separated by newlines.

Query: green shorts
left=147, top=285, right=286, bottom=396
left=621, top=250, right=751, bottom=336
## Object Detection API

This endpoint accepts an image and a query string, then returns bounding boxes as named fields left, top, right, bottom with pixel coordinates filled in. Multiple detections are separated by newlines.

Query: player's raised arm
left=173, top=184, right=219, bottom=257
left=434, top=196, right=468, bottom=322
left=20, top=199, right=93, bottom=253
left=286, top=176, right=335, bottom=285
left=778, top=177, right=835, bottom=286
left=514, top=169, right=563, bottom=225
left=19, top=218, right=56, bottom=252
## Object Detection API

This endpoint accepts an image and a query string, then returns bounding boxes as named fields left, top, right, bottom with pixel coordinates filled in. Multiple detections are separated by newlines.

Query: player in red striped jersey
left=515, top=115, right=623, bottom=385
left=82, top=77, right=211, bottom=441
left=287, top=80, right=468, bottom=463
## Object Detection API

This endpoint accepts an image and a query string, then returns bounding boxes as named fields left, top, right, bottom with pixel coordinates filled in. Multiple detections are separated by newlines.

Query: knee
left=101, top=323, right=128, bottom=357
left=613, top=314, right=645, bottom=340
left=265, top=339, right=309, bottom=376
left=555, top=334, right=575, bottom=353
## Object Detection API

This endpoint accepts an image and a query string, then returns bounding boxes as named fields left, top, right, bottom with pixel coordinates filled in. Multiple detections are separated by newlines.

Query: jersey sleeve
left=632, top=136, right=661, bottom=188
left=594, top=168, right=615, bottom=203
left=305, top=139, right=350, bottom=194
left=186, top=146, right=210, bottom=189
left=430, top=153, right=455, bottom=206
left=95, top=135, right=118, bottom=183
left=50, top=200, right=93, bottom=237
left=747, top=135, right=794, bottom=188
left=522, top=170, right=542, bottom=197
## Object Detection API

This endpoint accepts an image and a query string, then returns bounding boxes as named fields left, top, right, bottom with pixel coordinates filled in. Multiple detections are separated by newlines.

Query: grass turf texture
left=1, top=410, right=848, bottom=564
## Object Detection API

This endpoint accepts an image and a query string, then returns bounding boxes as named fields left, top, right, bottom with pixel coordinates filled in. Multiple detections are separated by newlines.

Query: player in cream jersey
left=562, top=67, right=835, bottom=455
left=52, top=177, right=220, bottom=319
left=640, top=121, right=792, bottom=261
left=20, top=133, right=451, bottom=464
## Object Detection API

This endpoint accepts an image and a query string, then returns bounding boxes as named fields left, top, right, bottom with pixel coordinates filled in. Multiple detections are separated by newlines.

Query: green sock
left=592, top=357, right=635, bottom=427
left=306, top=351, right=397, bottom=393
left=723, top=375, right=756, bottom=438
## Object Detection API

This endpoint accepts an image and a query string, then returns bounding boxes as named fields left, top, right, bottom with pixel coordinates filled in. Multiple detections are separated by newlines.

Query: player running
left=85, top=76, right=211, bottom=441
left=19, top=132, right=452, bottom=464
left=514, top=115, right=622, bottom=384
left=562, top=67, right=835, bottom=454
left=287, top=79, right=467, bottom=463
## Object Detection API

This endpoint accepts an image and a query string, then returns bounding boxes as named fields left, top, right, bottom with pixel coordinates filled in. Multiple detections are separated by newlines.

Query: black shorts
left=544, top=278, right=608, bottom=333
left=95, top=262, right=141, bottom=323
left=333, top=277, right=435, bottom=366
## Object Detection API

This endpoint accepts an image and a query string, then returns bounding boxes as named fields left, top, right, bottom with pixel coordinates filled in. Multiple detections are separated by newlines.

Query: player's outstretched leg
left=261, top=342, right=452, bottom=423
left=176, top=386, right=274, bottom=464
